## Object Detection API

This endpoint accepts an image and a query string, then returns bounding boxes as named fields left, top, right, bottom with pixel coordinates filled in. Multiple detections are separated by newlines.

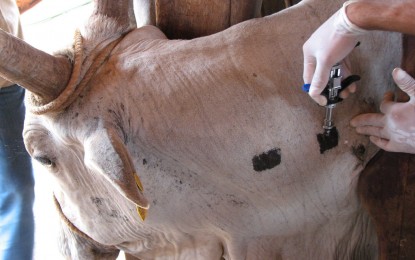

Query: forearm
left=347, top=1, right=415, bottom=35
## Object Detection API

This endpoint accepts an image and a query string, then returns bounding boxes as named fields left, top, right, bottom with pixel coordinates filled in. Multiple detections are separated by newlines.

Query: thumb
left=308, top=63, right=331, bottom=106
left=392, top=68, right=415, bottom=97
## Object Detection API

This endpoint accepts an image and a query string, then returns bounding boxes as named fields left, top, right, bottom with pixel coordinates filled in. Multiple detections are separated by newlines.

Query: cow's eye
left=34, top=156, right=55, bottom=167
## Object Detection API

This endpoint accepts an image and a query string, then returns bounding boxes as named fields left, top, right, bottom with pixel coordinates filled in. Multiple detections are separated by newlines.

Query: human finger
left=369, top=136, right=393, bottom=151
left=308, top=62, right=331, bottom=106
left=354, top=125, right=384, bottom=139
left=350, top=113, right=384, bottom=128
left=339, top=83, right=357, bottom=99
left=339, top=59, right=357, bottom=99
left=303, top=55, right=316, bottom=85
left=392, top=68, right=415, bottom=98
left=379, top=91, right=395, bottom=114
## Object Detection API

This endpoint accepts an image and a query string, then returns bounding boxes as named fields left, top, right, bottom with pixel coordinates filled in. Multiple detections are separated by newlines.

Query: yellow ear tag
left=134, top=174, right=144, bottom=192
left=134, top=173, right=147, bottom=221
left=136, top=206, right=147, bottom=221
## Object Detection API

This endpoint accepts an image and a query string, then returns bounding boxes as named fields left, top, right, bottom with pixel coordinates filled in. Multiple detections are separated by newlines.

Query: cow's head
left=23, top=113, right=149, bottom=219
left=0, top=0, right=149, bottom=220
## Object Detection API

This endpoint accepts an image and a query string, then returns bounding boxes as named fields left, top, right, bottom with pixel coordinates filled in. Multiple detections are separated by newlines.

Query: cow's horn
left=91, top=0, right=136, bottom=30
left=0, top=29, right=71, bottom=103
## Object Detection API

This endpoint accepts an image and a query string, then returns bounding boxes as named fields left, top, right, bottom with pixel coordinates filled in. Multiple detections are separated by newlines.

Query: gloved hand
left=351, top=68, right=415, bottom=154
left=303, top=1, right=367, bottom=106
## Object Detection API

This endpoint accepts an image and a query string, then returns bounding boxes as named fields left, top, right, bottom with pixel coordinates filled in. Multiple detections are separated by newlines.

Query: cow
left=0, top=0, right=402, bottom=258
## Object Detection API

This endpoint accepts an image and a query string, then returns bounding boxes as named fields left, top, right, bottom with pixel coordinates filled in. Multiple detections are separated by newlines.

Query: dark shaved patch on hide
left=252, top=148, right=281, bottom=172
left=226, top=194, right=248, bottom=208
left=352, top=144, right=366, bottom=162
left=71, top=112, right=79, bottom=120
left=91, top=197, right=129, bottom=221
left=317, top=127, right=339, bottom=154
left=109, top=210, right=121, bottom=218
left=91, top=197, right=104, bottom=206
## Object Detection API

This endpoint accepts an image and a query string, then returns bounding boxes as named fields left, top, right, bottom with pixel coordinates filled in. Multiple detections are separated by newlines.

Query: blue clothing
left=0, top=84, right=34, bottom=260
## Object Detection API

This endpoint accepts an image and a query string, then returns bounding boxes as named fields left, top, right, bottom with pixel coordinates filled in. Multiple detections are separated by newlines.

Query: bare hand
left=351, top=68, right=415, bottom=154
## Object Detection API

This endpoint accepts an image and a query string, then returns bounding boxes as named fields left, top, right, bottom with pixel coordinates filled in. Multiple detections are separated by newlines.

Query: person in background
left=303, top=0, right=415, bottom=154
left=0, top=0, right=35, bottom=259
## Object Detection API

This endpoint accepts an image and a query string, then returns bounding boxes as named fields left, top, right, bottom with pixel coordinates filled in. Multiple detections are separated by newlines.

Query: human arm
left=347, top=1, right=415, bottom=35
left=303, top=1, right=367, bottom=105
left=303, top=0, right=415, bottom=106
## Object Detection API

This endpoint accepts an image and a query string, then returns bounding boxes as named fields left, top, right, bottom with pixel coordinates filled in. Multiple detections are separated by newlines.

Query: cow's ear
left=84, top=126, right=149, bottom=221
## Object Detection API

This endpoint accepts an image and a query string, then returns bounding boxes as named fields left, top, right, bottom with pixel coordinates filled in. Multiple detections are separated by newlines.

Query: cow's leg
left=133, top=0, right=155, bottom=27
